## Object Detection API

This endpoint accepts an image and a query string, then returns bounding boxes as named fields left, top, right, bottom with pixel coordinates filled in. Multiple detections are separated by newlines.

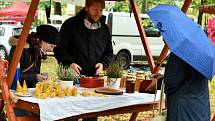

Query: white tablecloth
left=19, top=89, right=160, bottom=121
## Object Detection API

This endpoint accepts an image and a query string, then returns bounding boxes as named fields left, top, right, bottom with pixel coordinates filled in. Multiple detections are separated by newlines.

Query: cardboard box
left=80, top=77, right=104, bottom=88
left=139, top=79, right=155, bottom=94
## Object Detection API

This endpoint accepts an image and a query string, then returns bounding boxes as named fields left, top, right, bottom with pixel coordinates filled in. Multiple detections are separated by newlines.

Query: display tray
left=95, top=87, right=123, bottom=95
left=14, top=92, right=32, bottom=97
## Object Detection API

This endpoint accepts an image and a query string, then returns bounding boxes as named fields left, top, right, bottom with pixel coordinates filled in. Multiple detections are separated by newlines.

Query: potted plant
left=57, top=64, right=77, bottom=88
left=106, top=62, right=122, bottom=89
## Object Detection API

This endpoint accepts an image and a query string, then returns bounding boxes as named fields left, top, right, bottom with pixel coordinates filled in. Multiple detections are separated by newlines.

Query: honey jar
left=126, top=78, right=135, bottom=93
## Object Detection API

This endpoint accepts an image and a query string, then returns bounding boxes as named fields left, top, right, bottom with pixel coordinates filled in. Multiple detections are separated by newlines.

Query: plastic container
left=11, top=63, right=20, bottom=90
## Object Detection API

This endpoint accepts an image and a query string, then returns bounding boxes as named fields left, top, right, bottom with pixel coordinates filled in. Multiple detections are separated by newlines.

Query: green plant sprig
left=57, top=64, right=77, bottom=81
left=106, top=62, right=122, bottom=78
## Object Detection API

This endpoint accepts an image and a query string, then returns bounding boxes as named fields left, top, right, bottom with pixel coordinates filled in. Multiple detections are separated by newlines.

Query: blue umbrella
left=147, top=4, right=215, bottom=80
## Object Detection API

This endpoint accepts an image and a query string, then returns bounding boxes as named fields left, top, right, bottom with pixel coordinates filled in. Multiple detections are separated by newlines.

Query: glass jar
left=126, top=78, right=135, bottom=93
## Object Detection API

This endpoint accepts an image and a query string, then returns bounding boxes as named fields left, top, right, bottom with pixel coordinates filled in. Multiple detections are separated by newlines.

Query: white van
left=48, top=15, right=64, bottom=31
left=104, top=12, right=164, bottom=68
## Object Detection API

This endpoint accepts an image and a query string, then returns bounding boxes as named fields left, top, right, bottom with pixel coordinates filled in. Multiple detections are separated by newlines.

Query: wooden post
left=2, top=0, right=40, bottom=121
left=129, top=0, right=155, bottom=72
left=1, top=77, right=16, bottom=121
left=6, top=0, right=39, bottom=92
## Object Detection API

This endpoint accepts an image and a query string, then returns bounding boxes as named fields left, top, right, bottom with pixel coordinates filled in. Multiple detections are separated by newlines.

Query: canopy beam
left=129, top=0, right=193, bottom=74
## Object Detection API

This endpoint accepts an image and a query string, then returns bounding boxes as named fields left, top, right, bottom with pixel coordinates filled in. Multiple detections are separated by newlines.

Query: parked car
left=0, top=24, right=34, bottom=60
left=104, top=12, right=165, bottom=68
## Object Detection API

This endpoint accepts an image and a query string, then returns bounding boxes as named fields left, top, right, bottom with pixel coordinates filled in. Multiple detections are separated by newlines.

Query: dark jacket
left=54, top=8, right=113, bottom=76
left=164, top=53, right=210, bottom=121
left=8, top=36, right=43, bottom=88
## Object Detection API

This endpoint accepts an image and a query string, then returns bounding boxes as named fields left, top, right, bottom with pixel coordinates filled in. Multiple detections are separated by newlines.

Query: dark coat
left=54, top=9, right=113, bottom=76
left=8, top=36, right=43, bottom=88
left=164, top=53, right=210, bottom=121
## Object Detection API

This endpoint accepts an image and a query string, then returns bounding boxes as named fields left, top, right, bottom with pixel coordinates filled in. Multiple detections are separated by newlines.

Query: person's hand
left=70, top=63, right=82, bottom=75
left=95, top=63, right=103, bottom=76
left=145, top=73, right=164, bottom=92
left=36, top=74, right=48, bottom=82
left=145, top=78, right=157, bottom=92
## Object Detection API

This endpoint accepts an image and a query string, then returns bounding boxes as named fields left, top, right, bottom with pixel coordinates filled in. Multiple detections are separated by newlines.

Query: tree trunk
left=141, top=0, right=147, bottom=13
left=54, top=2, right=62, bottom=15
left=45, top=5, right=51, bottom=24
left=197, top=0, right=205, bottom=26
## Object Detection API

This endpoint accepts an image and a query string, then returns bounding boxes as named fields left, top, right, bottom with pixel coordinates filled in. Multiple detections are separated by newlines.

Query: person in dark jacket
left=54, top=0, right=112, bottom=121
left=146, top=52, right=210, bottom=121
left=164, top=53, right=210, bottom=121
left=9, top=25, right=60, bottom=88
left=54, top=0, right=113, bottom=77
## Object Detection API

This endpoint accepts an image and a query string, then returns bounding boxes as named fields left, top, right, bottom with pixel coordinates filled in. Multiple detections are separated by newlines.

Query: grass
left=41, top=56, right=215, bottom=120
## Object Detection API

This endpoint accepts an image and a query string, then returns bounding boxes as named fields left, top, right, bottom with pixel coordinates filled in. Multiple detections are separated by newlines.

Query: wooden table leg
left=16, top=115, right=40, bottom=121
left=129, top=112, right=139, bottom=121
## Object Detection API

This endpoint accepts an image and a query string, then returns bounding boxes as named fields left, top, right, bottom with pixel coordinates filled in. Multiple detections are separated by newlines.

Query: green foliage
left=106, top=62, right=122, bottom=78
left=111, top=1, right=130, bottom=12
left=57, top=64, right=77, bottom=81
left=1, top=111, right=6, bottom=121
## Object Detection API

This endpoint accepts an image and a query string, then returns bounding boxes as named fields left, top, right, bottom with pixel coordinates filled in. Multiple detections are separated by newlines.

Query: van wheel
left=116, top=52, right=130, bottom=69
left=0, top=47, right=8, bottom=60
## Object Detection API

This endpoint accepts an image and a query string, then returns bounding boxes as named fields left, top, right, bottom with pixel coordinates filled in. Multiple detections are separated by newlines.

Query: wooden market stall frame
left=0, top=0, right=194, bottom=121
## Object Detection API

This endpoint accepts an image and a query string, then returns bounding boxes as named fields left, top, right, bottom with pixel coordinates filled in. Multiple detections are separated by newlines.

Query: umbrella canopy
left=147, top=4, right=215, bottom=80
left=0, top=1, right=38, bottom=16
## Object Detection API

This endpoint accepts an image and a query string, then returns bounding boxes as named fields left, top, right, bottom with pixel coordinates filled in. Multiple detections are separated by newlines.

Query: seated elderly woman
left=8, top=25, right=60, bottom=88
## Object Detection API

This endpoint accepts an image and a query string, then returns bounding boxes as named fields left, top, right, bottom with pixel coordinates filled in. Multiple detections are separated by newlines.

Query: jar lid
left=136, top=71, right=145, bottom=74
left=127, top=78, right=135, bottom=81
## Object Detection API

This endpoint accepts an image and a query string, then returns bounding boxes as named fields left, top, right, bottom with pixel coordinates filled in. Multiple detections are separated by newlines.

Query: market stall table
left=3, top=88, right=160, bottom=121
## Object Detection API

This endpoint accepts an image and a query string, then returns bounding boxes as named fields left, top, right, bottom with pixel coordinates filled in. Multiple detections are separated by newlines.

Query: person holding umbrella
left=146, top=5, right=215, bottom=121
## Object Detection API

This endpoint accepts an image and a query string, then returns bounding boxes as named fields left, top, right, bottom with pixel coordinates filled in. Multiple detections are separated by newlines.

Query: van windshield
left=12, top=27, right=34, bottom=36
left=142, top=18, right=161, bottom=37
